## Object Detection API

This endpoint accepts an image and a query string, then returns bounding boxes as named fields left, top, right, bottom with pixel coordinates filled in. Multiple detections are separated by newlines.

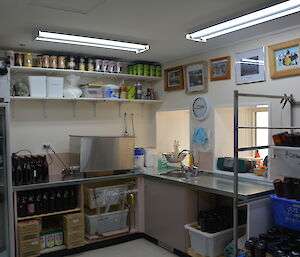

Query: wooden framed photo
left=235, top=47, right=265, bottom=85
left=164, top=66, right=184, bottom=91
left=210, top=56, right=231, bottom=81
left=268, top=38, right=300, bottom=79
left=184, top=61, right=207, bottom=93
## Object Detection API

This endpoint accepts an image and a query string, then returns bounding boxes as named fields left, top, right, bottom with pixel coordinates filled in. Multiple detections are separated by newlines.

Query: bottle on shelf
left=55, top=189, right=63, bottom=211
left=27, top=191, right=35, bottom=216
left=35, top=190, right=43, bottom=215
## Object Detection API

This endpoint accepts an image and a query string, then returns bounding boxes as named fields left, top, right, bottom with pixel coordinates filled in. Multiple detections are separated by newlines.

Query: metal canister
left=23, top=53, right=33, bottom=67
left=37, top=55, right=43, bottom=67
left=126, top=86, right=136, bottom=99
left=155, top=65, right=162, bottom=77
left=15, top=53, right=23, bottom=66
left=133, top=64, right=138, bottom=75
left=150, top=65, right=156, bottom=76
left=137, top=64, right=144, bottom=76
left=144, top=64, right=150, bottom=76
left=58, top=56, right=66, bottom=69
left=42, top=55, right=50, bottom=68
left=127, top=65, right=133, bottom=74
left=49, top=56, right=57, bottom=69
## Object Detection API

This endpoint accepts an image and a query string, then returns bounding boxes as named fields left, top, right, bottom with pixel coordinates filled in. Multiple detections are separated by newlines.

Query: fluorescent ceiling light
left=186, top=0, right=300, bottom=42
left=35, top=31, right=150, bottom=54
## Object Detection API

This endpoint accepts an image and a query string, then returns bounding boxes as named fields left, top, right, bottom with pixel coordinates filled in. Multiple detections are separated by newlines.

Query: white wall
left=156, top=27, right=300, bottom=170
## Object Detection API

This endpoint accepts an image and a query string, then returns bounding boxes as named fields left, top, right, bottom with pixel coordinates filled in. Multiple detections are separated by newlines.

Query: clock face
left=192, top=97, right=209, bottom=120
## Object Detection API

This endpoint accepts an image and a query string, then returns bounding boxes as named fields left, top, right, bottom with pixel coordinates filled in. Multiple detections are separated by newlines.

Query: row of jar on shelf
left=5, top=50, right=161, bottom=76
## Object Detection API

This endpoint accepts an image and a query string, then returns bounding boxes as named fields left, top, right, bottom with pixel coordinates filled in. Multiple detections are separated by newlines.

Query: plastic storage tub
left=81, top=85, right=103, bottom=98
left=184, top=223, right=246, bottom=257
left=46, top=77, right=64, bottom=98
left=270, top=194, right=300, bottom=231
left=28, top=76, right=47, bottom=97
left=85, top=209, right=128, bottom=235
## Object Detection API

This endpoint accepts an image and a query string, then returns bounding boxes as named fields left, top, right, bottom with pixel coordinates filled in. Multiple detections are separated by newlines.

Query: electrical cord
left=48, top=145, right=68, bottom=170
left=15, top=149, right=32, bottom=155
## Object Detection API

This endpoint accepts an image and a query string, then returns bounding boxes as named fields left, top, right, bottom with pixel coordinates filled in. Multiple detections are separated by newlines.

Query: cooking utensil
left=131, top=113, right=135, bottom=137
left=123, top=112, right=129, bottom=137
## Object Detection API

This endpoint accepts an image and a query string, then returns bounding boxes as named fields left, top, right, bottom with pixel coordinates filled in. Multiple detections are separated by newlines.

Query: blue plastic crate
left=270, top=194, right=300, bottom=231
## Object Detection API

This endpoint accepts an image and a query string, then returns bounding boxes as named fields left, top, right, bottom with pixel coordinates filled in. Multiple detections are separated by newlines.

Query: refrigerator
left=0, top=71, right=14, bottom=257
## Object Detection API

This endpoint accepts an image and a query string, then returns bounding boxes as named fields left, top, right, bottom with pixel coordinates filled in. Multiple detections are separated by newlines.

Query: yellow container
left=126, top=86, right=136, bottom=99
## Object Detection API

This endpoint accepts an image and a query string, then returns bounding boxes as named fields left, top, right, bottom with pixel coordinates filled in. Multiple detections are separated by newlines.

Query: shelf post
left=233, top=90, right=239, bottom=257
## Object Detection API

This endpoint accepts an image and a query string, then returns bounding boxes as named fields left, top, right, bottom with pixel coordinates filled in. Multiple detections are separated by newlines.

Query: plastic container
left=46, top=77, right=64, bottom=98
left=81, top=85, right=103, bottom=98
left=102, top=84, right=119, bottom=98
left=270, top=194, right=300, bottom=231
left=134, top=148, right=145, bottom=170
left=28, top=76, right=47, bottom=97
left=85, top=209, right=128, bottom=235
left=184, top=223, right=246, bottom=257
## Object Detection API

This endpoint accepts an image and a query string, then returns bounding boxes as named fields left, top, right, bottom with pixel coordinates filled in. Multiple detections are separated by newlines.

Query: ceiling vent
left=28, top=0, right=107, bottom=14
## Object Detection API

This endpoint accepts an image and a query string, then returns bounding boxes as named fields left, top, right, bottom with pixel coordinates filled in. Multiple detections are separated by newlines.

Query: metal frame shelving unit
left=233, top=90, right=300, bottom=256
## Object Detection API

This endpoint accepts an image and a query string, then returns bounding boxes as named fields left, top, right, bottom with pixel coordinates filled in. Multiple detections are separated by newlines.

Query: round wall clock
left=192, top=96, right=210, bottom=120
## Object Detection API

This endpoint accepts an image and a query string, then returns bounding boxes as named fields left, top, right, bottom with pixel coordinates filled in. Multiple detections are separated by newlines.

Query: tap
left=177, top=149, right=190, bottom=157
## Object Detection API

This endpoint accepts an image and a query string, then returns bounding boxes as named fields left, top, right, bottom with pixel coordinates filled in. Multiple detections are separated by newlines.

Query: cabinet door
left=145, top=178, right=186, bottom=252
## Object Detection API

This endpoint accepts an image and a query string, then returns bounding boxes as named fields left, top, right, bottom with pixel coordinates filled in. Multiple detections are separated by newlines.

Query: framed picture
left=210, top=56, right=231, bottom=81
left=235, top=47, right=265, bottom=85
left=268, top=38, right=300, bottom=79
left=164, top=66, right=184, bottom=91
left=184, top=61, right=207, bottom=93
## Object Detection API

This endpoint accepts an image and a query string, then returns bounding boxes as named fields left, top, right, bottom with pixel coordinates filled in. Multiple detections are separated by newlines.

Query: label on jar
left=24, top=54, right=32, bottom=67
left=42, top=55, right=49, bottom=68
left=15, top=54, right=23, bottom=66
left=37, top=56, right=43, bottom=68
left=50, top=56, right=57, bottom=69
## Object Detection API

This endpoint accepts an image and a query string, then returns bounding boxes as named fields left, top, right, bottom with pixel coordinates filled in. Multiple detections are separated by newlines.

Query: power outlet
left=42, top=143, right=51, bottom=151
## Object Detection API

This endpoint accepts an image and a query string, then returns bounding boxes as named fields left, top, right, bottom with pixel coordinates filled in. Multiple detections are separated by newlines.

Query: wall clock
left=192, top=96, right=210, bottom=120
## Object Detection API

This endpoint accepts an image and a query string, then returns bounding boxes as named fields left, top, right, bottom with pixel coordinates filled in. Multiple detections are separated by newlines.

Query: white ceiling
left=0, top=0, right=299, bottom=63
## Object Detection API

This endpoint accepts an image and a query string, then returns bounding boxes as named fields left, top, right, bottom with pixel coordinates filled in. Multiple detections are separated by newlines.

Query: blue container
left=270, top=194, right=300, bottom=231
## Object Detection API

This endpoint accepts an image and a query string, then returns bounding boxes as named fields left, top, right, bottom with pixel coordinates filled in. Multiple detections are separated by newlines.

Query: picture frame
left=268, top=38, right=300, bottom=79
left=164, top=66, right=184, bottom=91
left=210, top=56, right=231, bottom=81
left=184, top=61, right=208, bottom=93
left=235, top=47, right=265, bottom=85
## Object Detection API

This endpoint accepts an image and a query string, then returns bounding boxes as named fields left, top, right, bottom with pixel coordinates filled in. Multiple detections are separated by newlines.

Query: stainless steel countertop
left=13, top=168, right=274, bottom=200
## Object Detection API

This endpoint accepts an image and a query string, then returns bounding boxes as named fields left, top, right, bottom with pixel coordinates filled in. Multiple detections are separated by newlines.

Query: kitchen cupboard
left=144, top=177, right=210, bottom=253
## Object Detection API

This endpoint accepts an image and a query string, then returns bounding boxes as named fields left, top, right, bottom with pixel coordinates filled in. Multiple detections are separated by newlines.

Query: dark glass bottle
left=17, top=157, right=24, bottom=185
left=245, top=239, right=256, bottom=257
left=48, top=190, right=56, bottom=212
left=41, top=156, right=49, bottom=183
left=55, top=189, right=63, bottom=211
left=255, top=241, right=266, bottom=257
left=35, top=157, right=43, bottom=183
left=63, top=188, right=70, bottom=210
left=35, top=190, right=43, bottom=215
left=42, top=190, right=49, bottom=214
left=69, top=186, right=77, bottom=209
left=11, top=154, right=18, bottom=185
left=18, top=193, right=27, bottom=217
left=27, top=191, right=35, bottom=216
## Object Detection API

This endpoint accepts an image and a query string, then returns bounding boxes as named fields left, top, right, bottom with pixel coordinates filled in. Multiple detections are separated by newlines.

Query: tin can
left=150, top=65, right=156, bottom=76
left=126, top=86, right=136, bottom=99
left=144, top=64, right=150, bottom=76
left=127, top=65, right=133, bottom=74
left=155, top=65, right=162, bottom=77
left=24, top=53, right=33, bottom=67
left=15, top=53, right=23, bottom=66
left=79, top=57, right=85, bottom=71
left=137, top=64, right=144, bottom=76
left=42, top=55, right=50, bottom=68
left=54, top=231, right=63, bottom=246
left=95, top=59, right=102, bottom=72
left=39, top=234, right=46, bottom=250
left=37, top=55, right=43, bottom=67
left=58, top=56, right=66, bottom=69
left=133, top=64, right=138, bottom=75
left=49, top=56, right=57, bottom=69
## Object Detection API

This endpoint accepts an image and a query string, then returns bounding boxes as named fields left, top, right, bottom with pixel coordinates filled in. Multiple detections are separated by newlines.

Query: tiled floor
left=70, top=239, right=177, bottom=257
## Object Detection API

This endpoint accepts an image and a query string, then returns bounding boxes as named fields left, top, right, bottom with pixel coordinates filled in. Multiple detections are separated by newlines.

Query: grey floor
left=70, top=239, right=177, bottom=257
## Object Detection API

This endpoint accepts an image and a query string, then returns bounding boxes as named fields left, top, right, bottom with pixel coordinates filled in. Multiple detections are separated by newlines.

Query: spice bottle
left=49, top=56, right=57, bottom=69
left=42, top=55, right=50, bottom=68
left=37, top=55, right=43, bottom=68
left=87, top=58, right=94, bottom=71
left=120, top=85, right=127, bottom=99
left=58, top=56, right=66, bottom=69
left=79, top=57, right=85, bottom=71
left=67, top=56, right=75, bottom=70
left=136, top=83, right=142, bottom=99
left=24, top=53, right=33, bottom=67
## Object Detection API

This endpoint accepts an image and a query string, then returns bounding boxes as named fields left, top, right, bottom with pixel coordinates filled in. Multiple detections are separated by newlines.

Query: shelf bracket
left=42, top=100, right=47, bottom=119
left=72, top=101, right=77, bottom=118
left=92, top=102, right=97, bottom=118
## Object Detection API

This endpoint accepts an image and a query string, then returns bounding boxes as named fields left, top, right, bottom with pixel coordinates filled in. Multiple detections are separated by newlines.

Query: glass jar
left=67, top=56, right=75, bottom=70
left=15, top=53, right=23, bottom=66
left=87, top=58, right=94, bottom=71
left=24, top=53, right=33, bottom=67
left=37, top=55, right=43, bottom=67
left=42, top=55, right=50, bottom=68
left=79, top=57, right=85, bottom=71
left=49, top=56, right=57, bottom=69
left=58, top=56, right=66, bottom=69
left=95, top=59, right=102, bottom=72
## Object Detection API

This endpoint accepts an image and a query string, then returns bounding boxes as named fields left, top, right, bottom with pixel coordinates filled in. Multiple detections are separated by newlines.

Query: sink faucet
left=177, top=149, right=190, bottom=157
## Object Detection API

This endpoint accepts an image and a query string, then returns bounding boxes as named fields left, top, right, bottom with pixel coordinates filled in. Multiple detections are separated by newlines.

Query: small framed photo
left=164, top=66, right=184, bottom=91
left=184, top=61, right=207, bottom=93
left=235, top=47, right=265, bottom=85
left=210, top=56, right=231, bottom=81
left=268, top=38, right=300, bottom=79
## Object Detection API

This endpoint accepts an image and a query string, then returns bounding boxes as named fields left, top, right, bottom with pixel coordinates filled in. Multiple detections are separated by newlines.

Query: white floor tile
left=70, top=239, right=177, bottom=257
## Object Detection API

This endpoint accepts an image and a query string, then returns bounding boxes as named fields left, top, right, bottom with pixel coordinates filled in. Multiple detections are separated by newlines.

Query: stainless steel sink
left=160, top=170, right=200, bottom=179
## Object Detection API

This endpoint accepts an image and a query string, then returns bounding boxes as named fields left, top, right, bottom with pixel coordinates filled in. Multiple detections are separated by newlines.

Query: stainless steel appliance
left=217, top=157, right=255, bottom=173
left=70, top=136, right=135, bottom=173
left=0, top=103, right=13, bottom=257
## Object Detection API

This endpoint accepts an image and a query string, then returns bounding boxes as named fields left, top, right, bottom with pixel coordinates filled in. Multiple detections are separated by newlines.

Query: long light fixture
left=34, top=31, right=150, bottom=54
left=186, top=0, right=300, bottom=42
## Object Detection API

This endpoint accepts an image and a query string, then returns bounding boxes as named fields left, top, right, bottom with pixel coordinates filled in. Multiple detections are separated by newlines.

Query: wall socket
left=42, top=143, right=51, bottom=151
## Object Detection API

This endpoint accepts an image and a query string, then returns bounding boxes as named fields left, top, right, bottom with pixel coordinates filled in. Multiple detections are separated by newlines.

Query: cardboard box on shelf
left=19, top=249, right=40, bottom=257
left=18, top=220, right=40, bottom=236
left=63, top=213, right=84, bottom=232
left=19, top=238, right=40, bottom=257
